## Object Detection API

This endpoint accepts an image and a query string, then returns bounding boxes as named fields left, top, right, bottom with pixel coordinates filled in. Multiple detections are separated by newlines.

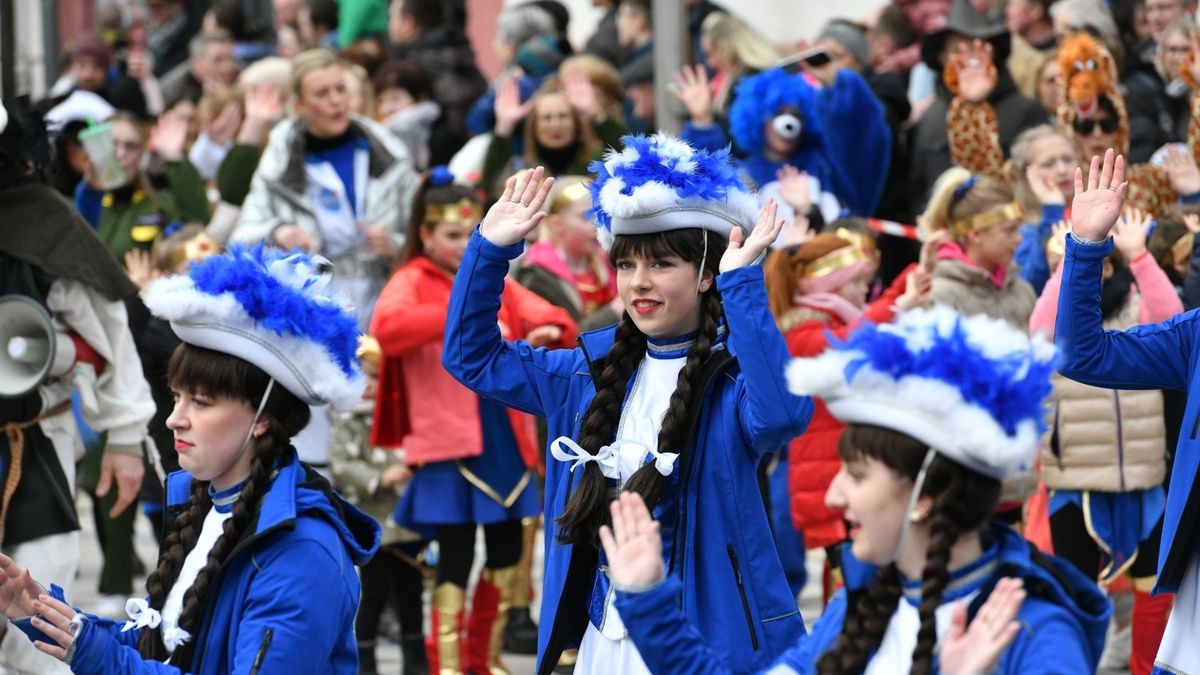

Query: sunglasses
left=1073, top=117, right=1119, bottom=135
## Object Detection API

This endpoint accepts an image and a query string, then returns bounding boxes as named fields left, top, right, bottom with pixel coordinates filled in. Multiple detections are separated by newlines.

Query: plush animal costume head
left=1056, top=33, right=1129, bottom=156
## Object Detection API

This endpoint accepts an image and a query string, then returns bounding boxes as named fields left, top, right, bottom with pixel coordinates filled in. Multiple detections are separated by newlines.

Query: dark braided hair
left=138, top=344, right=310, bottom=665
left=817, top=424, right=1000, bottom=674
left=555, top=228, right=724, bottom=548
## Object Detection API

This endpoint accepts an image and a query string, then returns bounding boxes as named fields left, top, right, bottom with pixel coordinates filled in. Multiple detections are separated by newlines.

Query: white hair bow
left=121, top=598, right=162, bottom=632
left=550, top=437, right=620, bottom=479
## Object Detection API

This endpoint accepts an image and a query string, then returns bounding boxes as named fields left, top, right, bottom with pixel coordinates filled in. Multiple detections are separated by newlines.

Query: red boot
left=429, top=583, right=466, bottom=675
left=1130, top=587, right=1173, bottom=675
left=464, top=567, right=515, bottom=675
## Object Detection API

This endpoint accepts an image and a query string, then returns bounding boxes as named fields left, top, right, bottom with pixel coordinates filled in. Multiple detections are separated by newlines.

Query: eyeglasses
left=1073, top=117, right=1119, bottom=135
left=113, top=140, right=144, bottom=153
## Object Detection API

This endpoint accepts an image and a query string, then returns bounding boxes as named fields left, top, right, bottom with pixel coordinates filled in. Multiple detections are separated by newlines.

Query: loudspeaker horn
left=0, top=295, right=68, bottom=398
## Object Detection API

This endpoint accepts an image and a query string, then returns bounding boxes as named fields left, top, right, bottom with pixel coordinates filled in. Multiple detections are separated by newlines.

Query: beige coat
left=928, top=258, right=1038, bottom=503
left=1041, top=295, right=1167, bottom=492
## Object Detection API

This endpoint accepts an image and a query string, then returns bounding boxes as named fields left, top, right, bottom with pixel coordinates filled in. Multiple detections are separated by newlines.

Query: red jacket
left=786, top=265, right=912, bottom=548
left=369, top=256, right=578, bottom=467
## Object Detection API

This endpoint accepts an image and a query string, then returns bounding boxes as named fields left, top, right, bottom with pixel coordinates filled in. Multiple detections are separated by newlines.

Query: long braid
left=910, top=509, right=960, bottom=675
left=622, top=289, right=721, bottom=511
left=816, top=564, right=903, bottom=674
left=555, top=315, right=646, bottom=547
left=138, top=482, right=212, bottom=660
left=167, top=432, right=285, bottom=667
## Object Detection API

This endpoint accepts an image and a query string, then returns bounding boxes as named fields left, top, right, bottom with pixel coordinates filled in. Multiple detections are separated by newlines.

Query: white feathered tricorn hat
left=786, top=305, right=1056, bottom=480
left=586, top=133, right=760, bottom=249
left=143, top=245, right=365, bottom=409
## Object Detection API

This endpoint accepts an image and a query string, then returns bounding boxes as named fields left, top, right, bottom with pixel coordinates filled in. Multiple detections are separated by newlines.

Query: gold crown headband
left=952, top=202, right=1024, bottom=236
left=802, top=245, right=870, bottom=280
left=163, top=232, right=219, bottom=272
left=550, top=181, right=592, bottom=214
left=424, top=198, right=483, bottom=227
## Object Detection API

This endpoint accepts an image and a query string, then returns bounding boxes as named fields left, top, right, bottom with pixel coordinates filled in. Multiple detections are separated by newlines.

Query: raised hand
left=952, top=39, right=998, bottom=103
left=939, top=577, right=1026, bottom=675
left=599, top=492, right=665, bottom=591
left=919, top=229, right=951, bottom=274
left=149, top=109, right=189, bottom=162
left=665, top=64, right=714, bottom=127
left=564, top=68, right=602, bottom=122
left=493, top=78, right=534, bottom=137
left=720, top=199, right=785, bottom=273
left=776, top=165, right=812, bottom=212
left=1025, top=163, right=1065, bottom=206
left=1164, top=145, right=1200, bottom=197
left=480, top=166, right=554, bottom=246
left=124, top=249, right=156, bottom=290
left=1070, top=149, right=1128, bottom=242
left=1113, top=207, right=1151, bottom=260
left=237, top=84, right=286, bottom=146
left=896, top=266, right=933, bottom=310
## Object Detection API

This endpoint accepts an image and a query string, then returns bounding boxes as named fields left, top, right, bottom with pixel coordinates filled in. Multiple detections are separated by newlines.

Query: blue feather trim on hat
left=586, top=133, right=759, bottom=245
left=786, top=306, right=1055, bottom=480
left=143, top=245, right=365, bottom=409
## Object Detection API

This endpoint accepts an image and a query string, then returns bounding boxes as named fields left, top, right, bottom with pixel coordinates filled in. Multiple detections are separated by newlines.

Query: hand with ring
left=479, top=167, right=555, bottom=247
left=1069, top=148, right=1128, bottom=243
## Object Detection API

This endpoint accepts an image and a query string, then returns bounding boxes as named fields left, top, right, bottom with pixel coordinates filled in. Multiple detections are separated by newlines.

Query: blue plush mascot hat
left=786, top=306, right=1055, bottom=480
left=587, top=133, right=759, bottom=248
left=143, top=245, right=365, bottom=409
left=728, top=68, right=824, bottom=157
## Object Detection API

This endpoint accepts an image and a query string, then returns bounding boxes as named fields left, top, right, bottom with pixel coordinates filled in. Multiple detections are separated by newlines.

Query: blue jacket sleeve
left=1016, top=205, right=1063, bottom=295
left=718, top=265, right=814, bottom=455
left=75, top=181, right=103, bottom=229
left=814, top=69, right=891, bottom=216
left=615, top=576, right=742, bottom=675
left=442, top=230, right=582, bottom=417
left=995, top=603, right=1096, bottom=674
left=467, top=89, right=497, bottom=137
left=1056, top=234, right=1196, bottom=391
left=682, top=122, right=730, bottom=153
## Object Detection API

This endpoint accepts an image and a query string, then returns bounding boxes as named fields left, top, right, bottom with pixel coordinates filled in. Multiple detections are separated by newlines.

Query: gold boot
left=433, top=582, right=466, bottom=675
left=483, top=566, right=520, bottom=675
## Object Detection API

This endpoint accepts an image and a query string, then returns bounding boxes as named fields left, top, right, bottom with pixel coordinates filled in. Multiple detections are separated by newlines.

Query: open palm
left=0, top=554, right=46, bottom=619
left=720, top=199, right=784, bottom=273
left=479, top=166, right=554, bottom=247
left=1070, top=149, right=1127, bottom=242
left=599, top=492, right=665, bottom=591
left=939, top=577, right=1026, bottom=674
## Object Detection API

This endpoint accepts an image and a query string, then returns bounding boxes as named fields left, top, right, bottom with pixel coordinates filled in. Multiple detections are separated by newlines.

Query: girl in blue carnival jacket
left=0, top=246, right=381, bottom=674
left=1056, top=148, right=1200, bottom=674
left=600, top=306, right=1112, bottom=675
left=441, top=135, right=815, bottom=675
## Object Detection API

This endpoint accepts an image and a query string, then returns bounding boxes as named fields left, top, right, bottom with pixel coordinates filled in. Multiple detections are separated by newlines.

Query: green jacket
left=481, top=115, right=626, bottom=198
left=95, top=161, right=209, bottom=262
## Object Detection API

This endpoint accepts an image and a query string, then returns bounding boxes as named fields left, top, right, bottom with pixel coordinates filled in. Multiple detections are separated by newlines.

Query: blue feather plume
left=187, top=245, right=361, bottom=378
left=728, top=68, right=825, bottom=158
left=833, top=317, right=1054, bottom=438
left=586, top=134, right=751, bottom=231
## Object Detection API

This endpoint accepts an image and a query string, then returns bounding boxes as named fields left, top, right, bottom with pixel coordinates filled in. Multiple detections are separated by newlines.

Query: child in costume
left=764, top=230, right=933, bottom=602
left=1008, top=124, right=1078, bottom=294
left=600, top=305, right=1111, bottom=674
left=1, top=245, right=382, bottom=673
left=329, top=336, right=429, bottom=675
left=369, top=168, right=577, bottom=675
left=676, top=66, right=891, bottom=217
left=442, top=135, right=814, bottom=674
left=1031, top=205, right=1180, bottom=675
left=1055, top=148, right=1200, bottom=674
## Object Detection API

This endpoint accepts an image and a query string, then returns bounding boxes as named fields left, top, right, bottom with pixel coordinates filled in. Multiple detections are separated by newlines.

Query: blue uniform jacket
left=1056, top=232, right=1200, bottom=593
left=443, top=232, right=815, bottom=675
left=616, top=522, right=1110, bottom=674
left=1015, top=204, right=1064, bottom=295
left=65, top=447, right=381, bottom=674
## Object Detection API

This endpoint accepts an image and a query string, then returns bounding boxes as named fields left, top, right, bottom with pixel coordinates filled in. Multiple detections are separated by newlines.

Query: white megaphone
left=0, top=295, right=77, bottom=398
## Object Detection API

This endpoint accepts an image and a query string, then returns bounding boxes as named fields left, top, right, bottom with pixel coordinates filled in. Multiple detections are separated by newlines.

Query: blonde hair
left=1006, top=124, right=1074, bottom=215
left=922, top=167, right=1017, bottom=237
left=238, top=56, right=292, bottom=92
left=547, top=175, right=592, bottom=215
left=151, top=223, right=211, bottom=273
left=196, top=88, right=245, bottom=130
left=290, top=48, right=345, bottom=98
left=700, top=12, right=781, bottom=114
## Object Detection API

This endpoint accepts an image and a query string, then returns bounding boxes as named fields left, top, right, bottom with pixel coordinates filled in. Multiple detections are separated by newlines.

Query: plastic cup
left=77, top=122, right=127, bottom=190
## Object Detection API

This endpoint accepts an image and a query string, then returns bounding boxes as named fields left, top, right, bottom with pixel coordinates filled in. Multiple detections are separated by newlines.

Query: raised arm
left=442, top=168, right=579, bottom=416
left=944, top=41, right=1006, bottom=181
left=1056, top=150, right=1194, bottom=391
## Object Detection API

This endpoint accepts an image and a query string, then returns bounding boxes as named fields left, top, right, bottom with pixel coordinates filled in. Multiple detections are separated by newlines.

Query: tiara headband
left=952, top=202, right=1023, bottom=235
left=424, top=198, right=483, bottom=227
left=802, top=245, right=870, bottom=280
